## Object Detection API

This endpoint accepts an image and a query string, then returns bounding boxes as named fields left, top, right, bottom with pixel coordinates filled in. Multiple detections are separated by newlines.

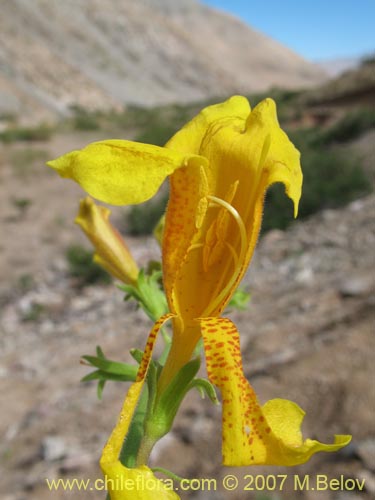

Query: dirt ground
left=0, top=133, right=374, bottom=499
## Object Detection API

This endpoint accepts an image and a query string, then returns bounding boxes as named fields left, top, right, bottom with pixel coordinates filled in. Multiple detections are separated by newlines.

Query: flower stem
left=135, top=434, right=158, bottom=466
left=119, top=386, right=149, bottom=468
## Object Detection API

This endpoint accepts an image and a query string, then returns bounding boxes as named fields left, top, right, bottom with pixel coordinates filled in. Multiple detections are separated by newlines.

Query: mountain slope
left=0, top=0, right=325, bottom=121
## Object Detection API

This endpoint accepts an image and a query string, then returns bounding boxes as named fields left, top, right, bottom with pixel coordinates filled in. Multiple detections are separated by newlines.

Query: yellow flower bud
left=75, top=197, right=139, bottom=285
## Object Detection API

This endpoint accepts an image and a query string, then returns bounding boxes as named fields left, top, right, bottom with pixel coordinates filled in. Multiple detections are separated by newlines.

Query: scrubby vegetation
left=66, top=245, right=112, bottom=287
left=72, top=108, right=101, bottom=131
left=8, top=148, right=49, bottom=176
left=263, top=145, right=370, bottom=232
left=0, top=123, right=53, bottom=143
left=312, top=108, right=375, bottom=145
left=127, top=193, right=168, bottom=235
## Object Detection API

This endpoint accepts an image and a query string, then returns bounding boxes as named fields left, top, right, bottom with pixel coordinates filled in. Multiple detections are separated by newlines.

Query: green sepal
left=188, top=378, right=219, bottom=405
left=147, top=358, right=201, bottom=439
left=120, top=386, right=149, bottom=468
left=145, top=260, right=162, bottom=276
left=130, top=348, right=144, bottom=364
left=119, top=268, right=168, bottom=322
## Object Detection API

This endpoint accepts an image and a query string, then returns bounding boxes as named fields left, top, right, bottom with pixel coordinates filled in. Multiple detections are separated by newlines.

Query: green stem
left=135, top=434, right=158, bottom=466
left=134, top=361, right=159, bottom=466
left=151, top=467, right=187, bottom=483
left=119, top=387, right=149, bottom=468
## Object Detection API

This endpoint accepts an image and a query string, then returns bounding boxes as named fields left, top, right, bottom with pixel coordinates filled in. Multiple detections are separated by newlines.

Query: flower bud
left=75, top=197, right=139, bottom=285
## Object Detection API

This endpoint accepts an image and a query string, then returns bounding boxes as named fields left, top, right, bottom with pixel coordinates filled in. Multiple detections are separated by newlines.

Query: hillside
left=0, top=0, right=325, bottom=123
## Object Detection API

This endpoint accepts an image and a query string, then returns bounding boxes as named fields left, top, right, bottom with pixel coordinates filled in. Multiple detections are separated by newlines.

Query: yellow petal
left=166, top=95, right=251, bottom=155
left=200, top=317, right=351, bottom=466
left=163, top=97, right=250, bottom=310
left=163, top=97, right=303, bottom=327
left=76, top=197, right=139, bottom=285
left=262, top=399, right=352, bottom=465
left=244, top=98, right=302, bottom=217
left=101, top=463, right=179, bottom=500
left=47, top=139, right=206, bottom=206
left=162, top=164, right=209, bottom=319
left=100, top=314, right=179, bottom=499
left=195, top=98, right=302, bottom=314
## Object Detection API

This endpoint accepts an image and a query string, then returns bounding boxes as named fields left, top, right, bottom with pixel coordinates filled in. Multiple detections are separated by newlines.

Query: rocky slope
left=0, top=0, right=325, bottom=122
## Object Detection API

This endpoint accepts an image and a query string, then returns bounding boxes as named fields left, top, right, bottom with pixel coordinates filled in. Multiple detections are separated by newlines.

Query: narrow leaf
left=189, top=378, right=219, bottom=404
left=81, top=355, right=138, bottom=379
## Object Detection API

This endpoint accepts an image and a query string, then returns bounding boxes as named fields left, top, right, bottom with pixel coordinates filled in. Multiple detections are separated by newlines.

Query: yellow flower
left=159, top=96, right=302, bottom=387
left=48, top=96, right=351, bottom=467
left=75, top=196, right=139, bottom=285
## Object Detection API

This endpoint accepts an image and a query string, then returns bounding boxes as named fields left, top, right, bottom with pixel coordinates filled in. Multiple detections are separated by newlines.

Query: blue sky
left=201, top=0, right=375, bottom=61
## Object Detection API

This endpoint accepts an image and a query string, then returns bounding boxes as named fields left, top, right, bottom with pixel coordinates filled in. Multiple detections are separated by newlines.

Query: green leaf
left=146, top=361, right=159, bottom=415
left=82, top=370, right=139, bottom=383
left=81, top=370, right=103, bottom=382
left=97, top=379, right=106, bottom=400
left=119, top=268, right=168, bottom=322
left=147, top=358, right=201, bottom=439
left=81, top=355, right=138, bottom=380
left=120, top=386, right=149, bottom=468
left=130, top=348, right=144, bottom=364
left=96, top=345, right=105, bottom=359
left=189, top=378, right=219, bottom=405
left=81, top=346, right=138, bottom=399
left=151, top=467, right=186, bottom=483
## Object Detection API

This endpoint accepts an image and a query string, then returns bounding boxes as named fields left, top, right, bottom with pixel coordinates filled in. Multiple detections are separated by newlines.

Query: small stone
left=59, top=453, right=94, bottom=473
left=349, top=199, right=365, bottom=212
left=40, top=320, right=56, bottom=335
left=41, top=436, right=67, bottom=462
left=295, top=267, right=314, bottom=284
left=339, top=275, right=374, bottom=297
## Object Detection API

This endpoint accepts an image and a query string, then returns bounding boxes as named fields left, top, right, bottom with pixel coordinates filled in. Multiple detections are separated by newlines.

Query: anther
left=200, top=195, right=248, bottom=316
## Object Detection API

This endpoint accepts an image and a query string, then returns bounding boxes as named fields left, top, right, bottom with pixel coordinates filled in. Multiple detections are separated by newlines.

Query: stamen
left=195, top=197, right=208, bottom=229
left=225, top=242, right=239, bottom=269
left=187, top=243, right=204, bottom=253
left=190, top=240, right=238, bottom=274
left=200, top=195, right=248, bottom=316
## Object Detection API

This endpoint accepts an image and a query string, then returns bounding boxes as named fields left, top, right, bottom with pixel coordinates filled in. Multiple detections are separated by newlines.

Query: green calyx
left=120, top=268, right=169, bottom=324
